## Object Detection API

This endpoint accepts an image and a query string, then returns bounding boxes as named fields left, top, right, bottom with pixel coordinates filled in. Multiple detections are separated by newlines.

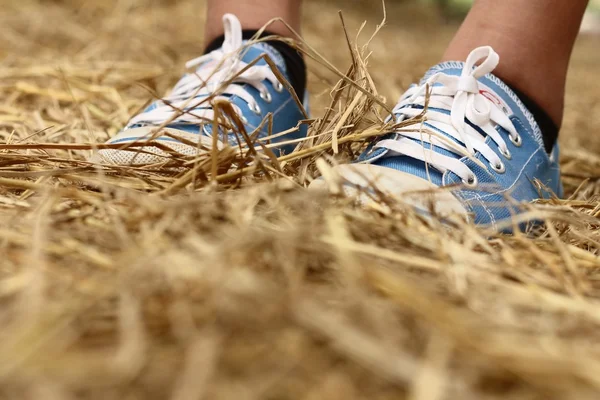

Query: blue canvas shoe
left=319, top=47, right=563, bottom=230
left=95, top=14, right=308, bottom=165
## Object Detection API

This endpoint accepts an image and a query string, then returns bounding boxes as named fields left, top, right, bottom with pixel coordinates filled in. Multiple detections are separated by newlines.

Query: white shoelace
left=375, top=46, right=522, bottom=186
left=128, top=14, right=282, bottom=127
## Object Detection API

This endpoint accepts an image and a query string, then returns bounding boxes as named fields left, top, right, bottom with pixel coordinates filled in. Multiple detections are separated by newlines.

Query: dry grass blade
left=1, top=1, right=600, bottom=400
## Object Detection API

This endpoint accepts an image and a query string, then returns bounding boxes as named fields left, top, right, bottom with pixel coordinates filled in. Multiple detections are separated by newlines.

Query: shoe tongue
left=371, top=62, right=502, bottom=186
left=372, top=60, right=546, bottom=184
left=421, top=61, right=517, bottom=118
left=419, top=60, right=545, bottom=148
left=238, top=41, right=289, bottom=79
left=167, top=42, right=290, bottom=136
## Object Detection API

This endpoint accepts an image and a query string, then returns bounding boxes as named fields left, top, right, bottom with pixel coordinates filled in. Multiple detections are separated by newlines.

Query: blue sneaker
left=319, top=47, right=563, bottom=230
left=95, top=14, right=308, bottom=165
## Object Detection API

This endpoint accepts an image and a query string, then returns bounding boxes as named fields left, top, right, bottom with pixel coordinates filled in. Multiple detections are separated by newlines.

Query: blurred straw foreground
left=1, top=0, right=600, bottom=399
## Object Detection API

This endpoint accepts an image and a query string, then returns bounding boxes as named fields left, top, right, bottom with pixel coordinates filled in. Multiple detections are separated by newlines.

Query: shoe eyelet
left=499, top=146, right=512, bottom=160
left=462, top=173, right=478, bottom=188
left=491, top=160, right=506, bottom=174
left=273, top=81, right=284, bottom=93
left=260, top=90, right=272, bottom=103
left=510, top=134, right=522, bottom=147
left=249, top=102, right=261, bottom=115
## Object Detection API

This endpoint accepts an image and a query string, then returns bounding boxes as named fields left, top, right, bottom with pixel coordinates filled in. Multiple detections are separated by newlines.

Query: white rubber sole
left=91, top=127, right=222, bottom=166
left=310, top=163, right=468, bottom=220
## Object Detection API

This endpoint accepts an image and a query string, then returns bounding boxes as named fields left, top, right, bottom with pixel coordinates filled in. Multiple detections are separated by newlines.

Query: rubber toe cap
left=310, top=163, right=468, bottom=220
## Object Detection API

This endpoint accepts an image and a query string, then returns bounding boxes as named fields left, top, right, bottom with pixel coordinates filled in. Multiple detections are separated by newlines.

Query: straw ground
left=1, top=0, right=600, bottom=399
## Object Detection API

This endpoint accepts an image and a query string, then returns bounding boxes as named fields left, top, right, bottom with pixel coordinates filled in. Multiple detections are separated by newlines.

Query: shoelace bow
left=128, top=14, right=282, bottom=127
left=375, top=46, right=522, bottom=186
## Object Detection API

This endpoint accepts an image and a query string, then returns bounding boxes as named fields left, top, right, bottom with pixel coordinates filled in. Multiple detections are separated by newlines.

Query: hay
left=1, top=0, right=600, bottom=399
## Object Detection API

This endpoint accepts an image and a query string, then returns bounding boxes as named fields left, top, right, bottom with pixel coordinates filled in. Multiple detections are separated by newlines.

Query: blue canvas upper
left=360, top=59, right=563, bottom=229
left=109, top=40, right=308, bottom=157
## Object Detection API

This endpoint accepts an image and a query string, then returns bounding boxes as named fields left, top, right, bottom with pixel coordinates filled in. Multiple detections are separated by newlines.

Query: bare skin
left=442, top=0, right=589, bottom=129
left=205, top=0, right=303, bottom=45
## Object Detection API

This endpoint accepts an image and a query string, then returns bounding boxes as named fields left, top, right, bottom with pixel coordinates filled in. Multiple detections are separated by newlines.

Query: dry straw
left=0, top=0, right=600, bottom=399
